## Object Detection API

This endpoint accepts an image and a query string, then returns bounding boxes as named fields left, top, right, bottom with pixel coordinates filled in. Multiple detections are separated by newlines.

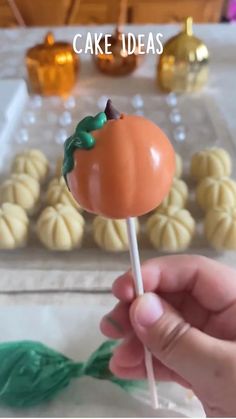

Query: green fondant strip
left=0, top=339, right=145, bottom=408
left=62, top=112, right=107, bottom=181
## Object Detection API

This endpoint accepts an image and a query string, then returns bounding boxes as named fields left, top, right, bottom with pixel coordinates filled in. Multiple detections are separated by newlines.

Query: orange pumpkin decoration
left=63, top=101, right=175, bottom=219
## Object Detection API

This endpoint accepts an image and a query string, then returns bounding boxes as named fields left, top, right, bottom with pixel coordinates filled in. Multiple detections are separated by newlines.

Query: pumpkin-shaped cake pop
left=11, top=149, right=49, bottom=183
left=0, top=203, right=29, bottom=249
left=63, top=100, right=175, bottom=219
left=93, top=216, right=139, bottom=252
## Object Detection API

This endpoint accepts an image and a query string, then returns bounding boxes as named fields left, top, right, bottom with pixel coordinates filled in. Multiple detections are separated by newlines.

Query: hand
left=100, top=255, right=236, bottom=417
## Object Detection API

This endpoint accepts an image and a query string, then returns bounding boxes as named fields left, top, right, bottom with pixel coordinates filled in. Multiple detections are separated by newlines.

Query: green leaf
left=62, top=112, right=107, bottom=181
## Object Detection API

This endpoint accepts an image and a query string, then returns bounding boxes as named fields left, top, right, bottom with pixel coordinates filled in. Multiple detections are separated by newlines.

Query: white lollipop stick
left=126, top=217, right=158, bottom=409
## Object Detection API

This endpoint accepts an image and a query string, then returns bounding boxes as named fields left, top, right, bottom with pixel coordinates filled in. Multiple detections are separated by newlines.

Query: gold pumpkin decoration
left=158, top=17, right=209, bottom=93
left=94, top=28, right=140, bottom=76
left=26, top=32, right=78, bottom=97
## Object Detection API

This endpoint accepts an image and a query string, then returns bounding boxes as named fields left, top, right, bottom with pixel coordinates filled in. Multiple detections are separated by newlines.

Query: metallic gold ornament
left=158, top=17, right=209, bottom=93
left=26, top=32, right=78, bottom=97
left=94, top=28, right=140, bottom=76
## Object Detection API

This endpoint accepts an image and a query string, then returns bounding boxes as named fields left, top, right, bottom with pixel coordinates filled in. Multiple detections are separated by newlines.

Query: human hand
left=100, top=255, right=236, bottom=417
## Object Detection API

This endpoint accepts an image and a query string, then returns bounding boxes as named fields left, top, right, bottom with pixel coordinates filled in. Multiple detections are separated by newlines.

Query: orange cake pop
left=63, top=99, right=176, bottom=409
left=63, top=100, right=175, bottom=218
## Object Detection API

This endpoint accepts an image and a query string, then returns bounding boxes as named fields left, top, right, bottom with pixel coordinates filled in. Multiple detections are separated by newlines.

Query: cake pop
left=63, top=99, right=176, bottom=408
left=63, top=100, right=175, bottom=219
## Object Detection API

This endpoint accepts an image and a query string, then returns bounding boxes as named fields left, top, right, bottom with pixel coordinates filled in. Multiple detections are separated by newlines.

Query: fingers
left=113, top=255, right=236, bottom=311
left=112, top=261, right=160, bottom=302
left=112, top=334, right=143, bottom=367
left=100, top=292, right=209, bottom=340
left=159, top=291, right=209, bottom=329
left=129, top=292, right=228, bottom=389
left=204, top=300, right=236, bottom=340
left=110, top=351, right=190, bottom=388
left=100, top=301, right=132, bottom=338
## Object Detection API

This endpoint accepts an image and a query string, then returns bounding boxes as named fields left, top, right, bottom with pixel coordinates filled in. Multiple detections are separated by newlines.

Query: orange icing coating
left=67, top=114, right=175, bottom=218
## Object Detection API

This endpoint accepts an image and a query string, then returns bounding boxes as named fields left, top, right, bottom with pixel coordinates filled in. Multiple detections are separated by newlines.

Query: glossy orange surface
left=67, top=114, right=175, bottom=218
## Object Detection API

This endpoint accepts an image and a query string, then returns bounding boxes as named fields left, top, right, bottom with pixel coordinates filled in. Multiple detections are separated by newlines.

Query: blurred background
left=0, top=0, right=235, bottom=27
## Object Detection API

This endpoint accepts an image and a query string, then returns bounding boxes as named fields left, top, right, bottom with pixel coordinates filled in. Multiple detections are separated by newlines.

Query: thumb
left=130, top=292, right=225, bottom=387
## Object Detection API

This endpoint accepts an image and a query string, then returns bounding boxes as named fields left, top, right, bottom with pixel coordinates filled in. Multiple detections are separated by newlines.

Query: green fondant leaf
left=62, top=112, right=107, bottom=181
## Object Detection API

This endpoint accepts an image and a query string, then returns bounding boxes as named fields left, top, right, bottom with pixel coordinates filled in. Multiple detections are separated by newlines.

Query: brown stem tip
left=104, top=99, right=120, bottom=120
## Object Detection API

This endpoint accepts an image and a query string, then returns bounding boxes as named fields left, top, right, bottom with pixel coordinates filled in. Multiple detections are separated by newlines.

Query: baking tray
left=0, top=92, right=235, bottom=292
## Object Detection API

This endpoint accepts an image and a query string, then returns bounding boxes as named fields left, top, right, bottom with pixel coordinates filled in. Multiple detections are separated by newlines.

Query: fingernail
left=134, top=293, right=163, bottom=327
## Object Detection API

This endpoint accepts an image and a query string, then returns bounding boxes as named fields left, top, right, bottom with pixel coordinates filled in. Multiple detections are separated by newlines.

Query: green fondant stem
left=62, top=112, right=107, bottom=181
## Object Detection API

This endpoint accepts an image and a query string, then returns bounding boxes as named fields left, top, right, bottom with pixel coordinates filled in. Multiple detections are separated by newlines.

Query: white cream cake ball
left=36, top=204, right=85, bottom=251
left=0, top=203, right=29, bottom=249
left=205, top=206, right=236, bottom=250
left=175, top=153, right=183, bottom=178
left=159, top=177, right=188, bottom=209
left=46, top=177, right=82, bottom=210
left=0, top=173, right=40, bottom=214
left=93, top=216, right=139, bottom=252
left=190, top=147, right=231, bottom=182
left=11, top=149, right=49, bottom=183
left=196, top=176, right=236, bottom=212
left=146, top=205, right=195, bottom=251
left=55, top=156, right=63, bottom=177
